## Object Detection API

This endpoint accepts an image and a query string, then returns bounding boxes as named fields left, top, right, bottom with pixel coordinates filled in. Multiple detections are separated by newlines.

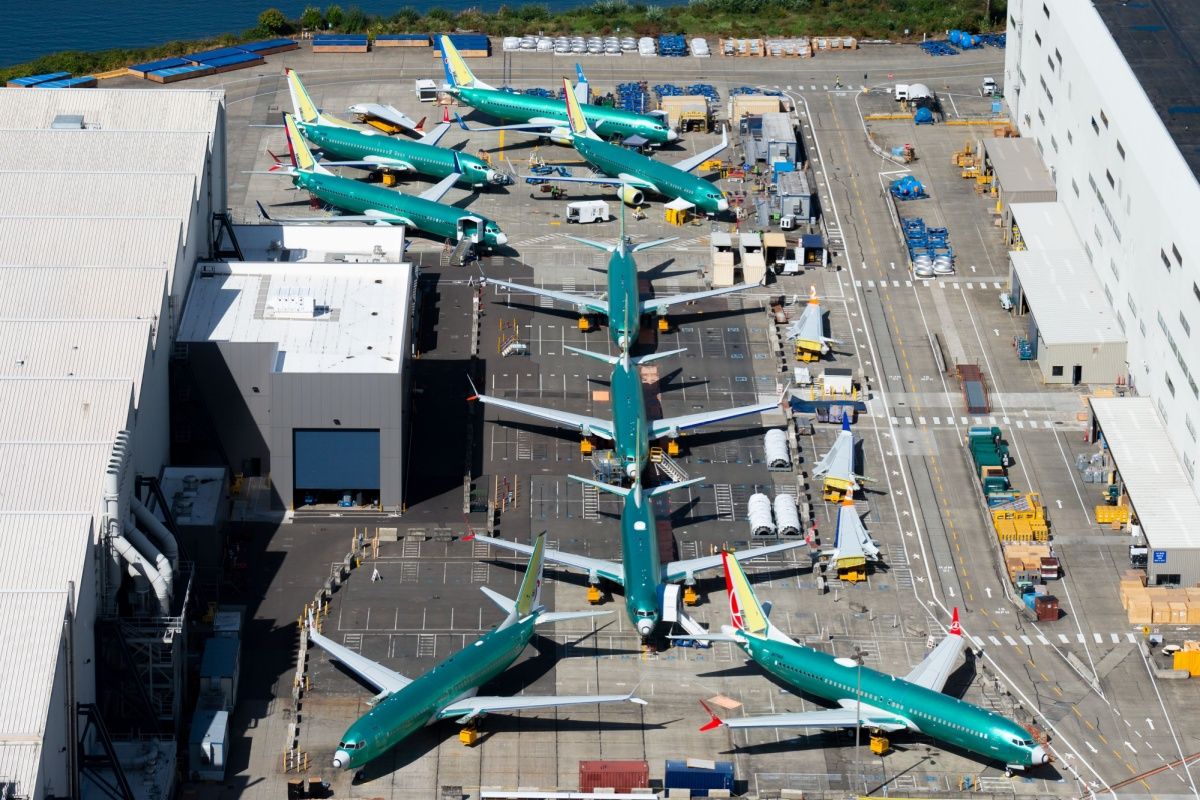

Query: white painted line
left=918, top=416, right=926, bottom=425
left=988, top=635, right=1002, bottom=646
left=891, top=416, right=899, bottom=425
left=994, top=282, right=1002, bottom=289
left=1059, top=634, right=1070, bottom=644
left=868, top=279, right=876, bottom=288
left=1111, top=633, right=1121, bottom=643
left=1004, top=635, right=1018, bottom=646
left=1016, top=421, right=1024, bottom=429
left=1037, top=635, right=1050, bottom=645
left=961, top=416, right=969, bottom=425
left=892, top=280, right=900, bottom=288
left=1076, top=633, right=1086, bottom=644
left=1028, top=420, right=1038, bottom=428
left=1127, top=632, right=1138, bottom=643
left=967, top=282, right=974, bottom=289
left=1094, top=632, right=1103, bottom=644
left=933, top=417, right=941, bottom=425
left=1021, top=635, right=1033, bottom=645
left=904, top=416, right=913, bottom=425
left=905, top=280, right=912, bottom=287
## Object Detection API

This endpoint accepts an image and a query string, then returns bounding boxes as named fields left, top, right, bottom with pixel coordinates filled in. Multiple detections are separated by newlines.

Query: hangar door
left=294, top=429, right=380, bottom=507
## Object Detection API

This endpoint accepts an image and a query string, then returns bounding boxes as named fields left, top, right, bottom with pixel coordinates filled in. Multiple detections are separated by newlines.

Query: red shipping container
left=579, top=760, right=650, bottom=793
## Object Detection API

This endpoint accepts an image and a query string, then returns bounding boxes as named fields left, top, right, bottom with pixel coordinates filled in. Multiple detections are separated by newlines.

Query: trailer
left=566, top=200, right=611, bottom=224
left=956, top=363, right=991, bottom=413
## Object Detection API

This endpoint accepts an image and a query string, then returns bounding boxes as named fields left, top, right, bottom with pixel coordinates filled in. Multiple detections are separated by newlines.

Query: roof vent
left=51, top=114, right=85, bottom=130
left=266, top=289, right=318, bottom=320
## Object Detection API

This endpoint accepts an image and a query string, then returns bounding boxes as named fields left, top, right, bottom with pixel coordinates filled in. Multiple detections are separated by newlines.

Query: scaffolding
left=498, top=319, right=527, bottom=357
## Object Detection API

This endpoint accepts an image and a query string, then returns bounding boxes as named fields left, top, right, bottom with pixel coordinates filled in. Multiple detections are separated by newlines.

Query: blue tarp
left=131, top=57, right=190, bottom=72
left=39, top=76, right=97, bottom=88
left=294, top=429, right=381, bottom=489
left=199, top=52, right=263, bottom=68
left=187, top=46, right=248, bottom=62
left=432, top=34, right=490, bottom=52
left=239, top=38, right=298, bottom=52
left=313, top=35, right=368, bottom=44
left=377, top=33, right=429, bottom=42
left=8, top=72, right=70, bottom=87
left=200, top=637, right=239, bottom=679
left=149, top=64, right=213, bottom=80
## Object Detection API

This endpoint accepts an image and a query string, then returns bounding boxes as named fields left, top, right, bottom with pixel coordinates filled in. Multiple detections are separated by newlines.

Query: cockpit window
left=637, top=610, right=654, bottom=618
left=1012, top=737, right=1035, bottom=747
left=357, top=742, right=366, bottom=749
left=338, top=741, right=347, bottom=749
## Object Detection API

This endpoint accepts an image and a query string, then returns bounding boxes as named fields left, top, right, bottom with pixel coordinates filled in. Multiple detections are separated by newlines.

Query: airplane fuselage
left=619, top=490, right=665, bottom=638
left=741, top=634, right=1045, bottom=769
left=297, top=120, right=496, bottom=186
left=456, top=86, right=673, bottom=144
left=574, top=137, right=727, bottom=214
left=609, top=357, right=651, bottom=478
left=607, top=248, right=642, bottom=350
left=332, top=617, right=534, bottom=770
left=294, top=170, right=506, bottom=247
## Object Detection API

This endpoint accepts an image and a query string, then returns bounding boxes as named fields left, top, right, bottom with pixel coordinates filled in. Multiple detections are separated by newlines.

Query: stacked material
left=638, top=37, right=657, bottom=56
left=6, top=72, right=70, bottom=88
left=774, top=494, right=800, bottom=536
left=764, top=429, right=790, bottom=469
left=376, top=33, right=429, bottom=47
left=691, top=38, right=710, bottom=57
left=313, top=35, right=369, bottom=53
left=432, top=34, right=490, bottom=57
left=747, top=493, right=776, bottom=536
left=765, top=38, right=812, bottom=58
left=721, top=38, right=763, bottom=57
left=1121, top=571, right=1200, bottom=625
left=1173, top=641, right=1200, bottom=676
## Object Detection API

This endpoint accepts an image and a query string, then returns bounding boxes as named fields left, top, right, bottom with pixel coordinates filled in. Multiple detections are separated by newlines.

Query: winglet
left=514, top=533, right=547, bottom=618
left=451, top=149, right=464, bottom=175
left=807, top=285, right=819, bottom=305
left=414, top=115, right=427, bottom=133
left=284, top=68, right=322, bottom=124
left=721, top=551, right=770, bottom=637
left=454, top=111, right=471, bottom=131
left=699, top=700, right=724, bottom=732
left=950, top=607, right=962, bottom=637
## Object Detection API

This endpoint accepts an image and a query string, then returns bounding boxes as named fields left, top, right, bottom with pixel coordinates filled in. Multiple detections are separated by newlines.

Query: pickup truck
left=981, top=77, right=998, bottom=96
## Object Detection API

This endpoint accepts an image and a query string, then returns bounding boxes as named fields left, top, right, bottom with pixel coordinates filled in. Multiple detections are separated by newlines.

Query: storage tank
left=747, top=493, right=776, bottom=536
left=764, top=429, right=790, bottom=469
left=774, top=494, right=801, bottom=536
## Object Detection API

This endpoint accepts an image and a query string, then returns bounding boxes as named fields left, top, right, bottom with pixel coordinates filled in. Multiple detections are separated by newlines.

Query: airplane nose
left=1032, top=745, right=1050, bottom=765
left=637, top=620, right=655, bottom=637
left=666, top=128, right=679, bottom=142
left=625, top=462, right=639, bottom=479
left=332, top=756, right=344, bottom=769
left=494, top=232, right=509, bottom=245
left=716, top=198, right=730, bottom=212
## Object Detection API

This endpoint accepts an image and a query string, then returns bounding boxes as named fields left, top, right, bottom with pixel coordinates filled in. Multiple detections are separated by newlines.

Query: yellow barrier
left=946, top=118, right=1013, bottom=126
left=95, top=68, right=130, bottom=81
left=1095, top=504, right=1130, bottom=525
left=864, top=113, right=912, bottom=121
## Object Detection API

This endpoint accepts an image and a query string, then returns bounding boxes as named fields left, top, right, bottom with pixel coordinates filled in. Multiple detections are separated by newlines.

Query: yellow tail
left=282, top=113, right=318, bottom=172
left=722, top=551, right=770, bottom=637
left=285, top=68, right=321, bottom=124
left=562, top=77, right=591, bottom=138
left=440, top=35, right=480, bottom=89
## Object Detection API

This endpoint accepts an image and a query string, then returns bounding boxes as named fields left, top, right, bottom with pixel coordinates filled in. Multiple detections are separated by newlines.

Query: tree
left=324, top=3, right=344, bottom=29
left=343, top=5, right=367, bottom=31
left=300, top=6, right=324, bottom=30
left=257, top=8, right=290, bottom=34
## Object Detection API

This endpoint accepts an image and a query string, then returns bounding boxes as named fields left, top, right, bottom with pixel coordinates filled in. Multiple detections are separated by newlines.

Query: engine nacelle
left=618, top=185, right=644, bottom=207
left=548, top=127, right=573, bottom=146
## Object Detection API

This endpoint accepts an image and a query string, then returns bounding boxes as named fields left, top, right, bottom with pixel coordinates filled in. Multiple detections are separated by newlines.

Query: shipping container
left=376, top=33, right=430, bottom=47
left=188, top=706, right=229, bottom=781
left=200, top=636, right=240, bottom=710
left=579, top=760, right=650, bottom=793
left=665, top=759, right=734, bottom=796
left=239, top=38, right=299, bottom=55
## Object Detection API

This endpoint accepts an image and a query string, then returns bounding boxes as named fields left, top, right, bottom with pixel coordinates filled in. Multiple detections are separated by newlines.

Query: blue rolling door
left=294, top=429, right=380, bottom=490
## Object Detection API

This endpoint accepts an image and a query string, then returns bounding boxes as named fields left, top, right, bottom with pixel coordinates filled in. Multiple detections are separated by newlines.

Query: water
left=3, top=0, right=614, bottom=67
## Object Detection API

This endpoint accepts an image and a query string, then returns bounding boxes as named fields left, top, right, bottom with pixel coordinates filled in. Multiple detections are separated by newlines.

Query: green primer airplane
left=258, top=114, right=507, bottom=248
left=473, top=471, right=807, bottom=639
left=439, top=36, right=676, bottom=145
left=484, top=222, right=754, bottom=351
left=693, top=553, right=1053, bottom=773
left=515, top=77, right=730, bottom=213
left=470, top=346, right=780, bottom=480
left=284, top=69, right=511, bottom=188
left=307, top=534, right=644, bottom=773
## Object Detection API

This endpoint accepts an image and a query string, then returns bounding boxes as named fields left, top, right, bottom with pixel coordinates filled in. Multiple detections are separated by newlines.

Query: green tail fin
left=515, top=533, right=546, bottom=617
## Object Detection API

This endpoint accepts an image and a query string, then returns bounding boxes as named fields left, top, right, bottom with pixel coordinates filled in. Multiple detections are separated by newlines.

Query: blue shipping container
left=149, top=64, right=213, bottom=81
left=202, top=53, right=264, bottom=69
left=664, top=760, right=734, bottom=796
left=131, top=57, right=191, bottom=73
left=314, top=35, right=368, bottom=44
left=240, top=38, right=299, bottom=52
left=377, top=33, right=429, bottom=42
left=39, top=76, right=98, bottom=88
left=187, top=46, right=249, bottom=62
left=432, top=34, right=490, bottom=52
left=7, top=72, right=71, bottom=87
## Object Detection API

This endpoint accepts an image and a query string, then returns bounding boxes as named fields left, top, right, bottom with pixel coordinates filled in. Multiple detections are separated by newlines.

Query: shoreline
left=0, top=1, right=1003, bottom=82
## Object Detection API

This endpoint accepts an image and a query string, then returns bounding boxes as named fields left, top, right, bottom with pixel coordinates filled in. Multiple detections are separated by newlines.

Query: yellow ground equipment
left=459, top=725, right=480, bottom=745
left=683, top=586, right=699, bottom=606
left=587, top=585, right=603, bottom=605
left=1095, top=504, right=1130, bottom=526
left=869, top=733, right=890, bottom=755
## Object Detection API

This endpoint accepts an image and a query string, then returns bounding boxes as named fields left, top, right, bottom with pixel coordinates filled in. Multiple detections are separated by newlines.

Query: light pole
left=853, top=647, right=868, bottom=798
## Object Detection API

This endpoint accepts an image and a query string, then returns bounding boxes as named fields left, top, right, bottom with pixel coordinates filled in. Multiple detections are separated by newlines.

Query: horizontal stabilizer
left=535, top=609, right=611, bottom=625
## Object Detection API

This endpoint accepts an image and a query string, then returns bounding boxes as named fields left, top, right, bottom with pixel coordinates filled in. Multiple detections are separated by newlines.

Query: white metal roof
left=0, top=172, right=196, bottom=221
left=178, top=261, right=412, bottom=374
left=1010, top=202, right=1079, bottom=252
left=1091, top=396, right=1200, bottom=550
left=0, top=267, right=166, bottom=323
left=0, top=216, right=181, bottom=268
left=984, top=137, right=1056, bottom=196
left=230, top=223, right=407, bottom=263
left=0, top=742, right=42, bottom=800
left=1011, top=250, right=1125, bottom=344
left=0, top=321, right=152, bottom=396
left=0, top=515, right=92, bottom=594
left=0, top=444, right=112, bottom=514
left=0, top=87, right=223, bottom=134
left=0, top=130, right=210, bottom=198
left=0, top=379, right=133, bottom=442
left=0, top=591, right=70, bottom=746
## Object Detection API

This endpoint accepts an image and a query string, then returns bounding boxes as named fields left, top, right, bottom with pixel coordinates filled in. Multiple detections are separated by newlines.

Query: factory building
left=1006, top=0, right=1200, bottom=490
left=177, top=225, right=415, bottom=511
left=0, top=87, right=224, bottom=800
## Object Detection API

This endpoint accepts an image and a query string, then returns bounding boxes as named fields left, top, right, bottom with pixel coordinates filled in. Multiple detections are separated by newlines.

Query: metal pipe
left=113, top=530, right=169, bottom=616
left=131, top=497, right=179, bottom=571
left=124, top=520, right=173, bottom=601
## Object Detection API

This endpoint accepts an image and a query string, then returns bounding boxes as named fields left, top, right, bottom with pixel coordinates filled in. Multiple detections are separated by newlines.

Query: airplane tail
left=439, top=35, right=493, bottom=90
left=284, top=69, right=323, bottom=125
left=282, top=113, right=331, bottom=175
left=721, top=551, right=772, bottom=639
left=506, top=532, right=547, bottom=624
left=562, top=77, right=599, bottom=140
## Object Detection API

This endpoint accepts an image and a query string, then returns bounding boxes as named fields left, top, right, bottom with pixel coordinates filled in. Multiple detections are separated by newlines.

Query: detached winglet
left=699, top=700, right=725, bottom=732
left=950, top=607, right=962, bottom=636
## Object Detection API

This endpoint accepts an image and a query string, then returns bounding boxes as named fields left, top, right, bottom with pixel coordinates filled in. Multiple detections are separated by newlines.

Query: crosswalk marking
left=1020, top=635, right=1033, bottom=646
left=892, top=280, right=900, bottom=288
left=1127, top=632, right=1138, bottom=643
left=961, top=416, right=969, bottom=425
left=1111, top=633, right=1121, bottom=643
left=905, top=280, right=912, bottom=287
left=988, top=635, right=1002, bottom=646
left=1016, top=420, right=1024, bottom=428
left=918, top=416, right=926, bottom=425
left=1060, top=634, right=1070, bottom=644
left=904, top=416, right=913, bottom=425
left=1094, top=632, right=1104, bottom=644
left=933, top=417, right=940, bottom=425
left=967, top=282, right=974, bottom=289
left=971, top=631, right=1139, bottom=649
left=1037, top=635, right=1050, bottom=645
left=1003, top=635, right=1018, bottom=646
left=994, top=282, right=1002, bottom=289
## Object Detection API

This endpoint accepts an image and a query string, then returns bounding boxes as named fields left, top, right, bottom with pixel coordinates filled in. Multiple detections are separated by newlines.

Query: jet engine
left=618, top=185, right=644, bottom=206
left=548, top=127, right=573, bottom=146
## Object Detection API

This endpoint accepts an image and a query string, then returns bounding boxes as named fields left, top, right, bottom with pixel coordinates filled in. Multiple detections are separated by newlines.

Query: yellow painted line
left=1084, top=719, right=1094, bottom=730
left=1098, top=733, right=1108, bottom=744
left=1039, top=672, right=1050, bottom=682
left=1053, top=686, right=1063, bottom=696
left=1071, top=706, right=1081, bottom=718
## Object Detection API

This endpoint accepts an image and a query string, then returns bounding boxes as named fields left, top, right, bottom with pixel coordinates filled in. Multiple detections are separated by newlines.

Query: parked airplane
left=472, top=471, right=807, bottom=639
left=693, top=553, right=1052, bottom=773
left=284, top=69, right=510, bottom=187
left=439, top=36, right=677, bottom=145
left=469, top=346, right=779, bottom=479
left=257, top=114, right=507, bottom=248
left=516, top=78, right=730, bottom=213
left=484, top=219, right=752, bottom=351
left=812, top=413, right=870, bottom=497
left=307, top=534, right=644, bottom=773
left=787, top=286, right=840, bottom=360
left=820, top=495, right=881, bottom=581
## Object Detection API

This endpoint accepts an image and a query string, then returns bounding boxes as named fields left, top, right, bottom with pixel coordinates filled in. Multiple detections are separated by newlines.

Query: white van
left=894, top=84, right=910, bottom=102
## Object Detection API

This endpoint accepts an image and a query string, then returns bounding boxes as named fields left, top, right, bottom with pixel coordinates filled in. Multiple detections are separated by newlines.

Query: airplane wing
left=520, top=173, right=657, bottom=192
left=674, top=126, right=729, bottom=174
left=706, top=706, right=909, bottom=733
left=255, top=202, right=411, bottom=227
left=641, top=283, right=755, bottom=314
left=316, top=157, right=416, bottom=172
left=456, top=114, right=566, bottom=134
left=471, top=390, right=614, bottom=440
left=419, top=169, right=462, bottom=202
left=469, top=534, right=625, bottom=584
left=486, top=277, right=609, bottom=315
left=664, top=538, right=807, bottom=583
left=650, top=399, right=779, bottom=438
left=438, top=692, right=640, bottom=722
left=308, top=625, right=412, bottom=699
left=903, top=620, right=966, bottom=693
left=419, top=121, right=453, bottom=147
left=348, top=103, right=422, bottom=134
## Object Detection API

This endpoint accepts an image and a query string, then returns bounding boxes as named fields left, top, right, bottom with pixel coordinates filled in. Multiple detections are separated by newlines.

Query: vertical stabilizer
left=440, top=36, right=493, bottom=90
left=514, top=533, right=546, bottom=619
left=282, top=113, right=331, bottom=175
left=562, top=78, right=599, bottom=140
left=721, top=551, right=770, bottom=638
left=285, top=69, right=323, bottom=124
